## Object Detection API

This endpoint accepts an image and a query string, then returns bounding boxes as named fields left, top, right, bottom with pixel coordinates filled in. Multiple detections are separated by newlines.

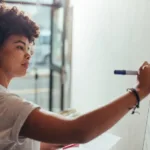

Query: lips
left=22, top=63, right=29, bottom=68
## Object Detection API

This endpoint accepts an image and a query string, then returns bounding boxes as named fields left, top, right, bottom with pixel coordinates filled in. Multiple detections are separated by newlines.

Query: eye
left=30, top=50, right=34, bottom=55
left=17, top=45, right=24, bottom=50
left=28, top=46, right=34, bottom=55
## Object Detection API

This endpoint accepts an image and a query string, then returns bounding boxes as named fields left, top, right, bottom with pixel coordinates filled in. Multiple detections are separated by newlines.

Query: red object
left=63, top=144, right=79, bottom=149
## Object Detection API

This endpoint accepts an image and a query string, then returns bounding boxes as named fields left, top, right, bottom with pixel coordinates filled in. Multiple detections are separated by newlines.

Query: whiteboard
left=71, top=0, right=150, bottom=150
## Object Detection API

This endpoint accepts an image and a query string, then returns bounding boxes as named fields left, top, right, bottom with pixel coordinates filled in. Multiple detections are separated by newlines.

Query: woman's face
left=0, top=35, right=33, bottom=78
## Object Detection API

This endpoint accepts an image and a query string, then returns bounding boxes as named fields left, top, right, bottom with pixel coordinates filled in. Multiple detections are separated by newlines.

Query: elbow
left=79, top=136, right=91, bottom=144
left=75, top=128, right=92, bottom=144
left=72, top=128, right=89, bottom=144
left=71, top=119, right=92, bottom=144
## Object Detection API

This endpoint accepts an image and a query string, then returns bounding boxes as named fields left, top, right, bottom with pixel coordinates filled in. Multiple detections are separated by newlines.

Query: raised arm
left=20, top=62, right=150, bottom=144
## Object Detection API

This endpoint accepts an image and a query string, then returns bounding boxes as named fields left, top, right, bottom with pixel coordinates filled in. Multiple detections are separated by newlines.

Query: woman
left=0, top=3, right=150, bottom=150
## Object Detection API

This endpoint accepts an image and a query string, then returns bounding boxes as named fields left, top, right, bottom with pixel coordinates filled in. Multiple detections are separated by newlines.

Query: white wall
left=70, top=0, right=150, bottom=150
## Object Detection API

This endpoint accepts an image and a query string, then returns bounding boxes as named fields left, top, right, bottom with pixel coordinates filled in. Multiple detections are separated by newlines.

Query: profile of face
left=0, top=35, right=33, bottom=78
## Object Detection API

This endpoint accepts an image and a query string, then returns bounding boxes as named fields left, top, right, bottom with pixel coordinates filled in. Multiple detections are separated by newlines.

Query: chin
left=15, top=71, right=27, bottom=77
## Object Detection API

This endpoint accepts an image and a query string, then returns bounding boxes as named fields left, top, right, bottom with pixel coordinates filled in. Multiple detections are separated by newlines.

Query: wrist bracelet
left=127, top=88, right=140, bottom=114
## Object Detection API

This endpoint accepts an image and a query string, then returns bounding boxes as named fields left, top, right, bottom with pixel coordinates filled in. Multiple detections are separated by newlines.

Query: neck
left=0, top=69, right=12, bottom=88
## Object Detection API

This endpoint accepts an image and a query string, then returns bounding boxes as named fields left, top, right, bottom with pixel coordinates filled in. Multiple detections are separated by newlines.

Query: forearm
left=74, top=88, right=149, bottom=143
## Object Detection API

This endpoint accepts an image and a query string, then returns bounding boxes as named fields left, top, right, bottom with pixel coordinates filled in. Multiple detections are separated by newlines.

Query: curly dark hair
left=0, top=4, right=40, bottom=45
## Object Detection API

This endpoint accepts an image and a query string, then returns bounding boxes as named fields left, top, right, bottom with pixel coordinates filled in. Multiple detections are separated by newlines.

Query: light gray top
left=0, top=85, right=40, bottom=150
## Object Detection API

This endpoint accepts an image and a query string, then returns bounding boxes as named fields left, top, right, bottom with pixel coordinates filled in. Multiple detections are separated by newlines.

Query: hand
left=136, top=61, right=150, bottom=93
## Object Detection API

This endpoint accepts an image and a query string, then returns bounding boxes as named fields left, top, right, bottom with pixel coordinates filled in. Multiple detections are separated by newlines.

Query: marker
left=114, top=70, right=138, bottom=75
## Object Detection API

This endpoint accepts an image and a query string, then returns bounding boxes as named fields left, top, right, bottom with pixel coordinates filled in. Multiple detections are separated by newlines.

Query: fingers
left=142, top=61, right=149, bottom=65
left=138, top=61, right=149, bottom=79
left=140, top=61, right=149, bottom=71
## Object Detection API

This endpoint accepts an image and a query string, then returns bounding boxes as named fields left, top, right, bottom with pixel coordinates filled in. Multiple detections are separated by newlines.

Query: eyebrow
left=14, top=40, right=26, bottom=46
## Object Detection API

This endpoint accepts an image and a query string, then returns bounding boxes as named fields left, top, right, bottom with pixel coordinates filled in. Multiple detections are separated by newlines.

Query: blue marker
left=114, top=70, right=138, bottom=75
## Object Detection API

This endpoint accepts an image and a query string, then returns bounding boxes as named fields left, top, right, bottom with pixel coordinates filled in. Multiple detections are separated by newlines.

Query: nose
left=24, top=51, right=31, bottom=60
